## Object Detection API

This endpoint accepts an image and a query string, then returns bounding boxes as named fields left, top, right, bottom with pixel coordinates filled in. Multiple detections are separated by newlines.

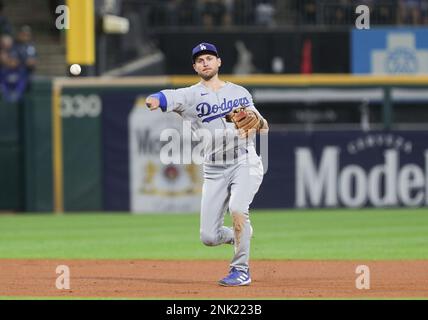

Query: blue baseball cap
left=192, top=42, right=219, bottom=62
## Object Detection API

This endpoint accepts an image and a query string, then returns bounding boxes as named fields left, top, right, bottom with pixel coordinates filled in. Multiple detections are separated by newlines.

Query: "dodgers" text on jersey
left=197, top=97, right=250, bottom=122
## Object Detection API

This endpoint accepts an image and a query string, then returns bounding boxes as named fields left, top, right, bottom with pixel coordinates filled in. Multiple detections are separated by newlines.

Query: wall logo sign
left=372, top=33, right=428, bottom=74
left=352, top=28, right=428, bottom=74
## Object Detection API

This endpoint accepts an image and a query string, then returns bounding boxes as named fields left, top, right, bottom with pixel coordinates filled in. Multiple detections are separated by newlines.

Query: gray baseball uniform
left=159, top=81, right=264, bottom=272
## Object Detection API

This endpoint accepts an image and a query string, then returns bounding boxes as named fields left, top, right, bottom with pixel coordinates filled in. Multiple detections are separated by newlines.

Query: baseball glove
left=225, top=107, right=264, bottom=138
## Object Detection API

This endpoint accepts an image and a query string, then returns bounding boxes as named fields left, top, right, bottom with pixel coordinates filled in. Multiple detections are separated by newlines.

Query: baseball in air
left=70, top=64, right=82, bottom=76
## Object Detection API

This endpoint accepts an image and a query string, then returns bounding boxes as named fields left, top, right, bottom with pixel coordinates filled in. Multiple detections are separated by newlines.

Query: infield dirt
left=0, top=259, right=427, bottom=298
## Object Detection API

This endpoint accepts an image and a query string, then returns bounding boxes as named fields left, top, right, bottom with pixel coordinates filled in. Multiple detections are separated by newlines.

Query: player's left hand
left=225, top=107, right=264, bottom=138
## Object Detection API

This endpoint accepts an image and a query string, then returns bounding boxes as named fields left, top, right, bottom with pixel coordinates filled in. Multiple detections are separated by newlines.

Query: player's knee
left=231, top=212, right=248, bottom=230
left=200, top=231, right=218, bottom=246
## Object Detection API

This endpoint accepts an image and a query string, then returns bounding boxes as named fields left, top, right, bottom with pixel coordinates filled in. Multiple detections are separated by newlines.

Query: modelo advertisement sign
left=253, top=131, right=428, bottom=209
left=128, top=98, right=203, bottom=213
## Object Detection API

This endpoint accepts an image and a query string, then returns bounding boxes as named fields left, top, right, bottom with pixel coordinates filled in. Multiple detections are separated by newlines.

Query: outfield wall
left=0, top=99, right=23, bottom=211
left=2, top=76, right=428, bottom=212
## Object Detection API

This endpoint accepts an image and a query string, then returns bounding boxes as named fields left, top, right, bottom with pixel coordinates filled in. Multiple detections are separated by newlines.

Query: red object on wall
left=301, top=39, right=313, bottom=74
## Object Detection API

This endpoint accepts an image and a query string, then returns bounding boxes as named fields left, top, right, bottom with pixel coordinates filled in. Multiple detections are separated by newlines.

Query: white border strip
left=392, top=89, right=428, bottom=102
left=252, top=89, right=384, bottom=102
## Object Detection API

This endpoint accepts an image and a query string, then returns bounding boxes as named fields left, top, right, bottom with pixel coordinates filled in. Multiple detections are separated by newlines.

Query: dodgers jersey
left=160, top=81, right=262, bottom=163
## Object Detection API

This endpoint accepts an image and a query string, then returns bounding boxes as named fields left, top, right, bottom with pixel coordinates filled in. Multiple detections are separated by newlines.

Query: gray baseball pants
left=199, top=147, right=264, bottom=272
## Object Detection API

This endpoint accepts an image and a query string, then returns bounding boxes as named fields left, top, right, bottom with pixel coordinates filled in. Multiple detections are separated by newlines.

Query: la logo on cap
left=200, top=44, right=206, bottom=50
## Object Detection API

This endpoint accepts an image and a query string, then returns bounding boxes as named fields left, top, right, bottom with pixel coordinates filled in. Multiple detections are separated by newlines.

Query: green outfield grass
left=0, top=209, right=427, bottom=260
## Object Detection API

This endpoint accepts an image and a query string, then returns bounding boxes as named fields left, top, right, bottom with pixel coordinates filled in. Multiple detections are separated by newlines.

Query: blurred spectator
left=0, top=34, right=31, bottom=103
left=177, top=0, right=198, bottom=25
left=158, top=0, right=198, bottom=26
left=398, top=0, right=426, bottom=25
left=0, top=0, right=13, bottom=35
left=324, top=0, right=350, bottom=25
left=334, top=0, right=348, bottom=25
left=422, top=0, right=428, bottom=24
left=275, top=0, right=291, bottom=25
left=164, top=0, right=179, bottom=25
left=14, top=26, right=37, bottom=75
left=255, top=0, right=276, bottom=26
left=223, top=0, right=234, bottom=25
left=232, top=0, right=256, bottom=25
left=146, top=0, right=169, bottom=26
left=300, top=0, right=316, bottom=25
left=1, top=35, right=23, bottom=102
left=97, top=0, right=428, bottom=29
left=0, top=35, right=19, bottom=69
left=376, top=1, right=397, bottom=25
left=200, top=0, right=228, bottom=27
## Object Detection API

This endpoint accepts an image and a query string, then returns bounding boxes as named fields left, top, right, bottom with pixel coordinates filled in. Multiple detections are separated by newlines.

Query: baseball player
left=145, top=42, right=268, bottom=286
